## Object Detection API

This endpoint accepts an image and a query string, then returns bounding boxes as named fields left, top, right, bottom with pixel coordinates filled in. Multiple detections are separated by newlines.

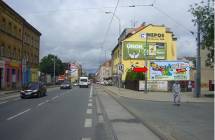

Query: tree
left=189, top=1, right=214, bottom=67
left=39, top=54, right=65, bottom=76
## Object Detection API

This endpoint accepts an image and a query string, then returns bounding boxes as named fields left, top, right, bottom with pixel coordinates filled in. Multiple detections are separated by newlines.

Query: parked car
left=60, top=81, right=72, bottom=89
left=73, top=83, right=79, bottom=86
left=20, top=82, right=47, bottom=99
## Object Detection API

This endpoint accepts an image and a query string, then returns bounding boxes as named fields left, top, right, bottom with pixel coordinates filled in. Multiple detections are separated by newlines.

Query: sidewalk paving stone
left=103, top=86, right=214, bottom=103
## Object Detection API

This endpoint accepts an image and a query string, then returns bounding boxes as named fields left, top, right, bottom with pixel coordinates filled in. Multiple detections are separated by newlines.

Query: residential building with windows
left=0, top=0, right=41, bottom=89
left=111, top=24, right=177, bottom=88
left=96, top=60, right=112, bottom=83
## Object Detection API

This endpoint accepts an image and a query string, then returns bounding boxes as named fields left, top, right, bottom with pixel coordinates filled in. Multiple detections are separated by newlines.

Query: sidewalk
left=103, top=86, right=214, bottom=103
left=95, top=85, right=161, bottom=140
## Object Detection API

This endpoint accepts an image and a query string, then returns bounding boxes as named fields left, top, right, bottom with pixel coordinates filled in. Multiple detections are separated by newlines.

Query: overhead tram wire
left=99, top=0, right=120, bottom=64
left=22, top=4, right=144, bottom=16
left=129, top=3, right=195, bottom=36
left=152, top=5, right=195, bottom=35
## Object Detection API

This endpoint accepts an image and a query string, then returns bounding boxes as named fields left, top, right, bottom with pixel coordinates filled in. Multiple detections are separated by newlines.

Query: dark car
left=20, top=82, right=47, bottom=99
left=60, top=81, right=72, bottom=89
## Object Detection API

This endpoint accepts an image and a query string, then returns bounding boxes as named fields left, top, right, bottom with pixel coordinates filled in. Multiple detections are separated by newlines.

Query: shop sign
left=0, top=60, right=4, bottom=67
left=141, top=32, right=165, bottom=41
left=149, top=61, right=190, bottom=81
left=10, top=60, right=20, bottom=68
left=123, top=41, right=166, bottom=60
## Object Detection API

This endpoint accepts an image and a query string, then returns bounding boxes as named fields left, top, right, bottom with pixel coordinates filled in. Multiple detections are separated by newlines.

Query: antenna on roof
left=130, top=17, right=138, bottom=28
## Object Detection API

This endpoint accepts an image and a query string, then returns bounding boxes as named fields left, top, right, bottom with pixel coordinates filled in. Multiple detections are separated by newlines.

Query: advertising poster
left=123, top=41, right=166, bottom=60
left=139, top=80, right=168, bottom=91
left=149, top=61, right=190, bottom=80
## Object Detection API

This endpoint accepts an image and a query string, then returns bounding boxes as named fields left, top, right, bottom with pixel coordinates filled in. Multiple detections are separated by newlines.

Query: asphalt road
left=114, top=96, right=214, bottom=140
left=0, top=86, right=106, bottom=140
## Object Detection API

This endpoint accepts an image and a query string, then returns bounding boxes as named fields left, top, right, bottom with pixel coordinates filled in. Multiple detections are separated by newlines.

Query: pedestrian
left=172, top=81, right=181, bottom=106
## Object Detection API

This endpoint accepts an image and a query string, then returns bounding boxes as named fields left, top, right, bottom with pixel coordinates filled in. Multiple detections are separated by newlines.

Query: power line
left=152, top=5, right=195, bottom=35
left=100, top=0, right=120, bottom=64
left=22, top=4, right=143, bottom=16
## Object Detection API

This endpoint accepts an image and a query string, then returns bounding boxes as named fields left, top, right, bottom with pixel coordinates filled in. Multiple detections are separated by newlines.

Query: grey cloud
left=5, top=0, right=202, bottom=73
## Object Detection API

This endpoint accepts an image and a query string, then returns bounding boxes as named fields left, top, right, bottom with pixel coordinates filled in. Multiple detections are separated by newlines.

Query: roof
left=0, top=0, right=41, bottom=36
left=111, top=24, right=177, bottom=53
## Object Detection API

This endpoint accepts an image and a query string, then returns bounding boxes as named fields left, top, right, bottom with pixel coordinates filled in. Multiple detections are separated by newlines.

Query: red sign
left=133, top=66, right=148, bottom=73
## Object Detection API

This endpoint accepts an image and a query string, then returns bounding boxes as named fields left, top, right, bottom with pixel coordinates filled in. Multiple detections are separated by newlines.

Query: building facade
left=200, top=49, right=214, bottom=90
left=112, top=24, right=177, bottom=85
left=0, top=1, right=41, bottom=89
left=96, top=60, right=112, bottom=83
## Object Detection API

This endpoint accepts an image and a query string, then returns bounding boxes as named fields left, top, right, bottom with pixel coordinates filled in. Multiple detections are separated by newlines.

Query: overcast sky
left=5, top=0, right=204, bottom=73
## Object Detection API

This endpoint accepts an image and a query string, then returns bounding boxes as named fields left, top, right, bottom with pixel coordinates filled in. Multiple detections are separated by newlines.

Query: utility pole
left=53, top=55, right=56, bottom=85
left=195, top=17, right=201, bottom=97
left=144, top=34, right=148, bottom=93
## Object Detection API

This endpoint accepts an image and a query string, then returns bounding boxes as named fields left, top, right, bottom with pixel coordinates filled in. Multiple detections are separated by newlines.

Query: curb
left=94, top=86, right=118, bottom=140
left=104, top=87, right=214, bottom=103
left=104, top=88, right=177, bottom=140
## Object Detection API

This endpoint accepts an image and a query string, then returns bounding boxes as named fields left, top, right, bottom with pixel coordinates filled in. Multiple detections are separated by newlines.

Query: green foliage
left=125, top=68, right=145, bottom=81
left=189, top=1, right=214, bottom=67
left=39, top=54, right=65, bottom=76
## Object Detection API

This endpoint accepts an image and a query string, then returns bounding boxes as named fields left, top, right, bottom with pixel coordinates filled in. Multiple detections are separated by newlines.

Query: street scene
left=0, top=0, right=214, bottom=140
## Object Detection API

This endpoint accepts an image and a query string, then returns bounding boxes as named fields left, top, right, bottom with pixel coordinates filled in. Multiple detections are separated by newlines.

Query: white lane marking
left=7, top=108, right=31, bottom=120
left=51, top=96, right=59, bottom=100
left=0, top=101, right=8, bottom=105
left=86, top=109, right=92, bottom=114
left=89, top=99, right=92, bottom=102
left=13, top=98, right=20, bottom=101
left=45, top=100, right=49, bottom=103
left=81, top=137, right=91, bottom=140
left=38, top=102, right=46, bottom=106
left=98, top=115, right=104, bottom=123
left=84, top=118, right=92, bottom=128
left=88, top=103, right=92, bottom=107
left=89, top=86, right=93, bottom=98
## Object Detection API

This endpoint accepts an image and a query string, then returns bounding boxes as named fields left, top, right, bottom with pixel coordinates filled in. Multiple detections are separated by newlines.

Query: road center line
left=86, top=109, right=92, bottom=114
left=89, top=99, right=92, bottom=102
left=52, top=96, right=58, bottom=100
left=88, top=103, right=92, bottom=107
left=89, top=86, right=93, bottom=98
left=84, top=118, right=92, bottom=128
left=13, top=98, right=20, bottom=101
left=38, top=102, right=45, bottom=106
left=0, top=101, right=8, bottom=105
left=81, top=137, right=91, bottom=140
left=7, top=108, right=31, bottom=120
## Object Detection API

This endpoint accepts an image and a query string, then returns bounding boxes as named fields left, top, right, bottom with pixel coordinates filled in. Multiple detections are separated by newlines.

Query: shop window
left=0, top=44, right=4, bottom=56
left=6, top=69, right=10, bottom=82
left=17, top=69, right=19, bottom=81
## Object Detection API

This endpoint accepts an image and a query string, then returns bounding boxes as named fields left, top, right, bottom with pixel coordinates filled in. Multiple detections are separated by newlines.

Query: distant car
left=60, top=81, right=72, bottom=89
left=73, top=83, right=79, bottom=86
left=79, top=77, right=89, bottom=88
left=20, top=82, right=47, bottom=99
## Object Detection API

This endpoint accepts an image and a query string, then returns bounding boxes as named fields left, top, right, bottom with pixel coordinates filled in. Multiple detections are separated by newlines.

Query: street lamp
left=105, top=11, right=121, bottom=36
left=105, top=11, right=122, bottom=88
left=52, top=55, right=56, bottom=85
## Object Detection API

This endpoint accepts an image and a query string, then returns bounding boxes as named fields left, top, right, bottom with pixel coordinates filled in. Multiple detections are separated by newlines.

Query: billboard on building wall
left=123, top=41, right=166, bottom=60
left=149, top=61, right=190, bottom=80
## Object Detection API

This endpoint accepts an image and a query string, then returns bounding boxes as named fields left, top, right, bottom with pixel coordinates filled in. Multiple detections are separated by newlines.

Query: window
left=8, top=22, right=12, bottom=32
left=1, top=17, right=6, bottom=30
left=8, top=46, right=11, bottom=58
left=0, top=46, right=3, bottom=57
left=6, top=68, right=10, bottom=82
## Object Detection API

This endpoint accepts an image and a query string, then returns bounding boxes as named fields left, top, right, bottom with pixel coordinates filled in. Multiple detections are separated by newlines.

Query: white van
left=79, top=77, right=89, bottom=88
